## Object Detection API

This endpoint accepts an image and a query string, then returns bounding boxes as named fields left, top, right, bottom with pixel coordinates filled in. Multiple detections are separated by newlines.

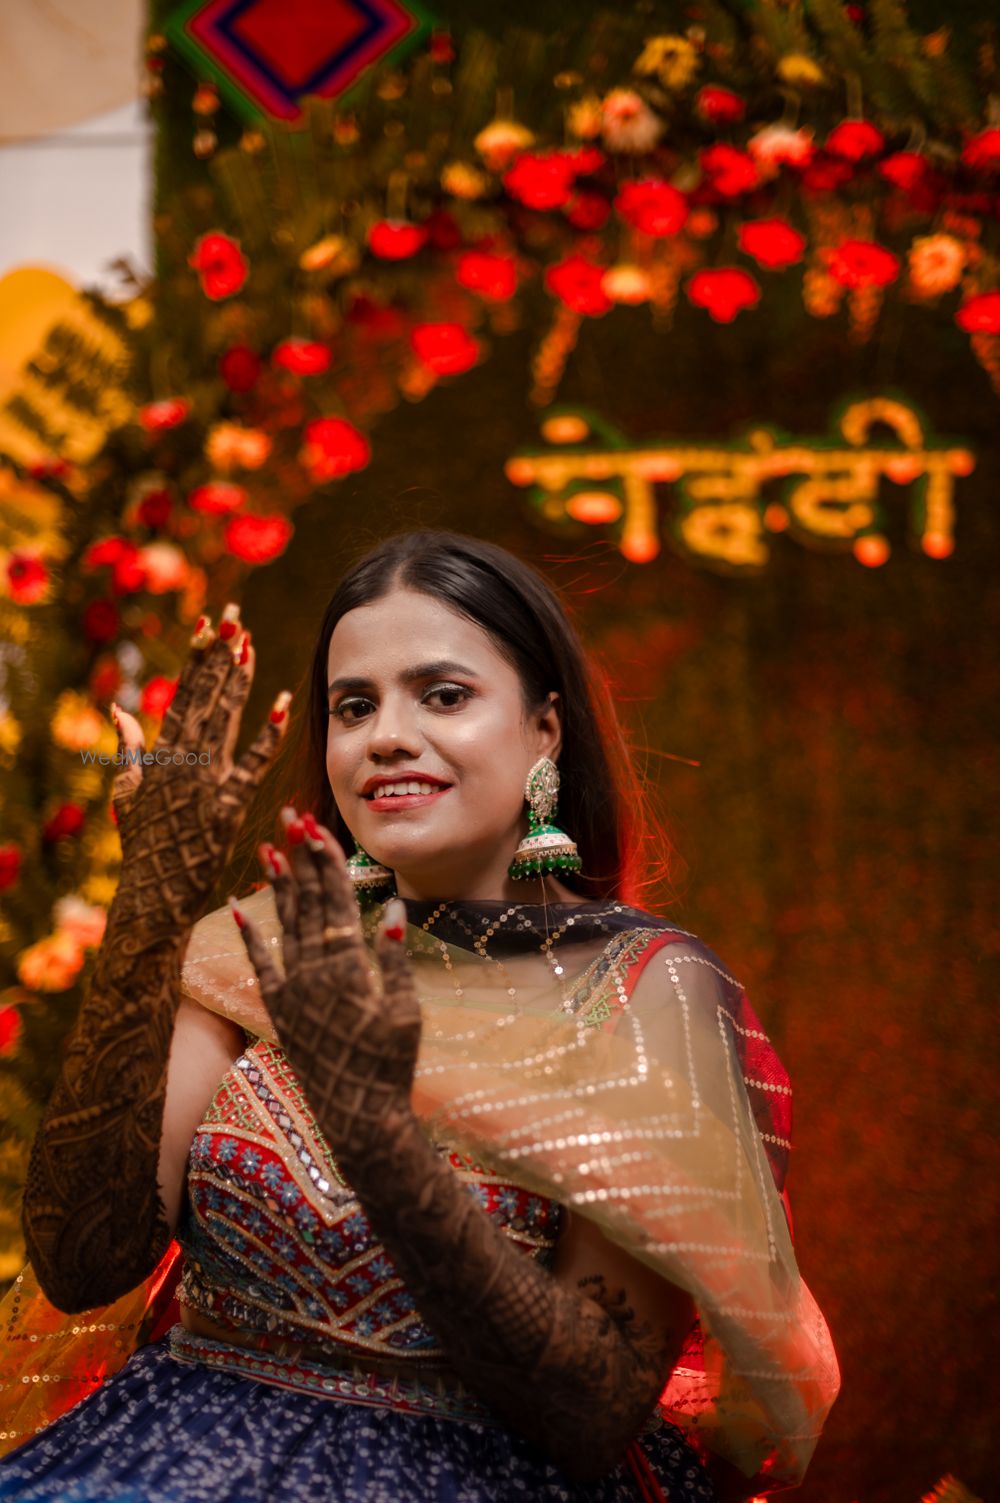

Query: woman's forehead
left=326, top=588, right=507, bottom=676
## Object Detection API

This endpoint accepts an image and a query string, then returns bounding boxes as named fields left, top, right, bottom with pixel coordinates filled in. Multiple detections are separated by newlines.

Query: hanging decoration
left=165, top=0, right=431, bottom=122
left=505, top=398, right=974, bottom=571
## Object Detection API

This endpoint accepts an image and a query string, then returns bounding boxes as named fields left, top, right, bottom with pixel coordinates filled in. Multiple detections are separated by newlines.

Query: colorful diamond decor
left=165, top=0, right=430, bottom=123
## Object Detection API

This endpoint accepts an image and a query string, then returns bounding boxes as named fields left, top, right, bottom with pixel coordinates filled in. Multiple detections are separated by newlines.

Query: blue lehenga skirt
left=0, top=1326, right=721, bottom=1503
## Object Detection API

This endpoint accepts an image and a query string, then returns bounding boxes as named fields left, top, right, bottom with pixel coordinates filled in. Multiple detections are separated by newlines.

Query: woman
left=0, top=531, right=839, bottom=1501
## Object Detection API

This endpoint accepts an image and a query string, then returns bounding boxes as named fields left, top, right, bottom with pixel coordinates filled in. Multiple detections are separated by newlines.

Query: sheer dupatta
left=1, top=888, right=839, bottom=1489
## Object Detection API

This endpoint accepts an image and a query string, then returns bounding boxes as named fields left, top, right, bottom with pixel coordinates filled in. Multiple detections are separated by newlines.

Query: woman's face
left=325, top=586, right=563, bottom=901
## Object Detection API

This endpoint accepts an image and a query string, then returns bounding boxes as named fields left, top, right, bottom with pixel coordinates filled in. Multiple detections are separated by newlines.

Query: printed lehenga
left=0, top=893, right=840, bottom=1501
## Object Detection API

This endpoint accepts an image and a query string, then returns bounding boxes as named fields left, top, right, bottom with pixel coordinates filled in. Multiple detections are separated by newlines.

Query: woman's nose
left=364, top=698, right=422, bottom=759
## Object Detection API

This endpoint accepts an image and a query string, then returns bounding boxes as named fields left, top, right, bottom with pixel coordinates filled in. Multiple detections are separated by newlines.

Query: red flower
left=825, top=120, right=885, bottom=161
left=368, top=220, right=427, bottom=259
left=189, top=232, right=248, bottom=299
left=960, top=128, right=1000, bottom=173
left=801, top=154, right=855, bottom=194
left=140, top=676, right=178, bottom=718
left=224, top=513, right=294, bottom=563
left=112, top=550, right=147, bottom=594
left=410, top=323, right=480, bottom=375
left=825, top=239, right=900, bottom=288
left=139, top=399, right=190, bottom=432
left=696, top=86, right=745, bottom=124
left=136, top=490, right=173, bottom=529
left=615, top=180, right=688, bottom=237
left=301, top=418, right=371, bottom=480
left=686, top=267, right=761, bottom=322
left=878, top=151, right=929, bottom=191
left=272, top=339, right=332, bottom=375
left=564, top=190, right=611, bottom=231
left=188, top=481, right=248, bottom=515
left=560, top=146, right=604, bottom=176
left=220, top=346, right=262, bottom=392
left=503, top=152, right=576, bottom=210
left=428, top=29, right=454, bottom=63
left=738, top=218, right=806, bottom=270
left=457, top=251, right=518, bottom=302
left=43, top=802, right=86, bottom=841
left=544, top=255, right=613, bottom=316
left=89, top=656, right=122, bottom=700
left=699, top=145, right=761, bottom=197
left=82, top=536, right=133, bottom=570
left=0, top=1005, right=21, bottom=1057
left=956, top=292, right=1000, bottom=334
left=0, top=843, right=21, bottom=892
left=82, top=599, right=120, bottom=643
left=6, top=551, right=49, bottom=604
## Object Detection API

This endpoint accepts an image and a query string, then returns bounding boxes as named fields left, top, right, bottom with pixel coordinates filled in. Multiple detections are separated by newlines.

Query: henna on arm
left=235, top=820, right=694, bottom=1484
left=22, top=614, right=285, bottom=1313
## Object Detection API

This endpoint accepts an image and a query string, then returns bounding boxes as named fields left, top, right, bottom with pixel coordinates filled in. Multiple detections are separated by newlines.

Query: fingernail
left=264, top=844, right=282, bottom=877
left=383, top=897, right=406, bottom=941
left=191, top=616, right=212, bottom=646
left=194, top=615, right=207, bottom=634
left=228, top=895, right=246, bottom=929
left=237, top=630, right=250, bottom=666
left=302, top=813, right=320, bottom=839
left=286, top=819, right=306, bottom=845
left=269, top=690, right=292, bottom=725
left=110, top=702, right=120, bottom=726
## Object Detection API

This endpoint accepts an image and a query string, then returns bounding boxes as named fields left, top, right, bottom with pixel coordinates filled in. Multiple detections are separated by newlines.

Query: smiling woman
left=0, top=531, right=839, bottom=1503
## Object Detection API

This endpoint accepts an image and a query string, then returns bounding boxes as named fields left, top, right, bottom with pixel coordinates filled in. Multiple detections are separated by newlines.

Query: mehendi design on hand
left=235, top=817, right=682, bottom=1483
left=22, top=613, right=288, bottom=1312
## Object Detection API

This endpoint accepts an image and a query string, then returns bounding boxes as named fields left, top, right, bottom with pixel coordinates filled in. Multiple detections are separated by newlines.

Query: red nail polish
left=195, top=615, right=207, bottom=634
left=265, top=844, right=282, bottom=876
left=269, top=706, right=287, bottom=724
left=302, top=813, right=321, bottom=840
left=229, top=899, right=246, bottom=929
left=219, top=619, right=238, bottom=640
left=286, top=819, right=306, bottom=845
left=237, top=632, right=250, bottom=666
left=385, top=924, right=405, bottom=942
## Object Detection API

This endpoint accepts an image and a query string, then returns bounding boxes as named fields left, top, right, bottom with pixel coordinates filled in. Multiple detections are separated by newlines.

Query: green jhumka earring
left=508, top=756, right=583, bottom=881
left=345, top=840, right=396, bottom=904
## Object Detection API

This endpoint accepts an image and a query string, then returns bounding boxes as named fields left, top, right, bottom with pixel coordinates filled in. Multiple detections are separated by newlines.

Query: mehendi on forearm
left=337, top=1104, right=677, bottom=1484
left=21, top=917, right=191, bottom=1312
left=23, top=614, right=285, bottom=1313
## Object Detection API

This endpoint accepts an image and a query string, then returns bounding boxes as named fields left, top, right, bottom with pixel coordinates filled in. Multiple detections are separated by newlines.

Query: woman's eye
left=328, top=697, right=374, bottom=723
left=424, top=684, right=471, bottom=710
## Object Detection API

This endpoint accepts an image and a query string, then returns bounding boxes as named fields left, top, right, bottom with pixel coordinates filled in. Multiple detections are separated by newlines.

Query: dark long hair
left=239, top=531, right=663, bottom=903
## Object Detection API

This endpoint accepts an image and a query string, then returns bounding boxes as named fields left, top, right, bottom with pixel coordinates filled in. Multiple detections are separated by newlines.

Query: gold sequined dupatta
left=0, top=1242, right=181, bottom=1457
left=178, top=886, right=840, bottom=1491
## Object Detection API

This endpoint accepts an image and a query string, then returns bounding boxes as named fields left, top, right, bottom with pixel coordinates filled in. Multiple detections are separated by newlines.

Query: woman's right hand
left=107, top=603, right=290, bottom=935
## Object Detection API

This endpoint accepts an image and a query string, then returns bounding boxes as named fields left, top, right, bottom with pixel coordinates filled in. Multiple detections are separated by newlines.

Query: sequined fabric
left=175, top=1037, right=562, bottom=1393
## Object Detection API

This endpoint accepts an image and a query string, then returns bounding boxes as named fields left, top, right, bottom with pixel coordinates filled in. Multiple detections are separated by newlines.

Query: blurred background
left=0, top=3, right=997, bottom=1500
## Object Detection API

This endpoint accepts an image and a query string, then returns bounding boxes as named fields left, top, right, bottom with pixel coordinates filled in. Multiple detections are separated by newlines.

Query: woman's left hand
left=230, top=806, right=421, bottom=1168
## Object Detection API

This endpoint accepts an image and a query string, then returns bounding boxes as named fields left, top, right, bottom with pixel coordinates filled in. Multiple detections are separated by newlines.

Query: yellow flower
left=777, top=53, right=826, bottom=87
left=299, top=235, right=359, bottom=276
left=51, top=691, right=104, bottom=752
left=567, top=96, right=603, bottom=141
left=124, top=296, right=154, bottom=330
left=474, top=120, right=534, bottom=171
left=16, top=932, right=85, bottom=992
left=441, top=162, right=490, bottom=200
left=205, top=423, right=272, bottom=472
left=635, top=35, right=700, bottom=91
left=0, top=712, right=21, bottom=758
left=81, top=873, right=120, bottom=908
left=87, top=825, right=124, bottom=867
left=908, top=234, right=965, bottom=296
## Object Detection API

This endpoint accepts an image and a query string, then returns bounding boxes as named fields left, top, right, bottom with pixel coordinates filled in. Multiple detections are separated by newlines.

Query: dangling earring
left=508, top=756, right=583, bottom=881
left=345, top=840, right=396, bottom=903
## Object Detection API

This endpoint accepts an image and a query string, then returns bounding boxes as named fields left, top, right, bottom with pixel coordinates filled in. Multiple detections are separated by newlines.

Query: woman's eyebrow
left=327, top=660, right=478, bottom=695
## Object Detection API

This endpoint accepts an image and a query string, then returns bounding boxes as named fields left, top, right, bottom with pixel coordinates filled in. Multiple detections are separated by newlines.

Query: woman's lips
left=365, top=787, right=452, bottom=812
